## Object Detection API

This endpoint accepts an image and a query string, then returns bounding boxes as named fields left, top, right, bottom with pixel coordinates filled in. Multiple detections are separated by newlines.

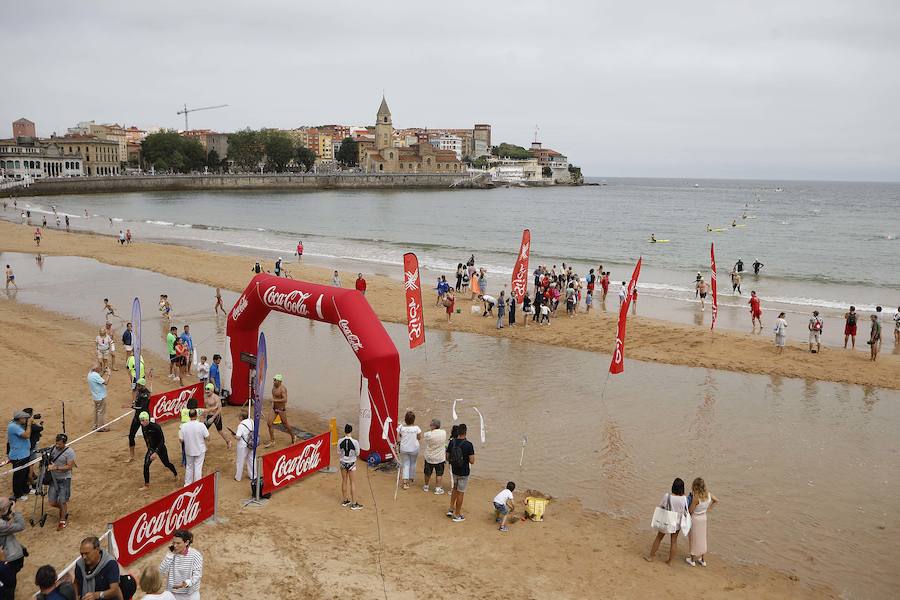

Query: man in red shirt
left=749, top=290, right=763, bottom=333
left=355, top=273, right=367, bottom=295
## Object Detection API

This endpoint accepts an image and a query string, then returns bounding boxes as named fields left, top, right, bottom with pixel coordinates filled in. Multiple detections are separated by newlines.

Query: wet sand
left=4, top=254, right=899, bottom=597
left=0, top=284, right=832, bottom=598
left=2, top=219, right=898, bottom=391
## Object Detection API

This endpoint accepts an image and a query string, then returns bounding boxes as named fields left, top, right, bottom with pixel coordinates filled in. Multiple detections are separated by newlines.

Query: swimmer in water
left=706, top=224, right=712, bottom=232
left=752, top=259, right=764, bottom=275
left=694, top=272, right=702, bottom=297
left=732, top=219, right=737, bottom=228
left=650, top=234, right=657, bottom=243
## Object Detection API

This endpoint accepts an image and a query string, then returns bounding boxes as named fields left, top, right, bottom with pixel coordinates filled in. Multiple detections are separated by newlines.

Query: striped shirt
left=159, top=547, right=203, bottom=596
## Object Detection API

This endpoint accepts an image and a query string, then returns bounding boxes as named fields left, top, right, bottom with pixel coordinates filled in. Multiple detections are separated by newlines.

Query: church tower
left=375, top=95, right=392, bottom=151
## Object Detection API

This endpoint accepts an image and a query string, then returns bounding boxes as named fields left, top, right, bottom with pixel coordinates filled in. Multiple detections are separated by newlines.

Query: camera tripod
left=30, top=446, right=51, bottom=528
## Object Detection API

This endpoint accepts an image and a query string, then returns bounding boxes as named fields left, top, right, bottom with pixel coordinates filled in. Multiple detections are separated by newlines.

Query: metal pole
left=213, top=471, right=219, bottom=523
left=254, top=457, right=261, bottom=502
left=61, top=400, right=66, bottom=434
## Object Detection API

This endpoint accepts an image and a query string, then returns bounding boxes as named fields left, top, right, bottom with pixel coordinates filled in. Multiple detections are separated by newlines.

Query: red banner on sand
left=403, top=253, right=425, bottom=350
left=511, top=229, right=531, bottom=304
left=710, top=243, right=718, bottom=331
left=111, top=473, right=217, bottom=567
left=261, top=432, right=331, bottom=493
left=609, top=257, right=642, bottom=375
left=147, top=382, right=203, bottom=423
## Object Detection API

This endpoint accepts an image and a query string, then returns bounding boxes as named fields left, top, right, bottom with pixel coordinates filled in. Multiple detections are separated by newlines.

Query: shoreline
left=2, top=219, right=899, bottom=390
left=0, top=287, right=834, bottom=599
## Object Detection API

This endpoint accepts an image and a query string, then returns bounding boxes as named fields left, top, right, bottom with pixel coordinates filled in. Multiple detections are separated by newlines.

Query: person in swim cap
left=126, top=377, right=152, bottom=463
left=139, top=410, right=178, bottom=490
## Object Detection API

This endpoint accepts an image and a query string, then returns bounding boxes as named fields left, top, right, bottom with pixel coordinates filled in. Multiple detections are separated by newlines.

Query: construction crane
left=176, top=103, right=228, bottom=131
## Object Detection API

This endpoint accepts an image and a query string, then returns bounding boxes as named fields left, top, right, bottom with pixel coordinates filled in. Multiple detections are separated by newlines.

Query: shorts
left=424, top=461, right=445, bottom=477
left=493, top=501, right=509, bottom=515
left=752, top=310, right=762, bottom=318
left=844, top=324, right=857, bottom=336
left=699, top=292, right=708, bottom=299
left=169, top=354, right=178, bottom=363
left=454, top=475, right=469, bottom=492
left=340, top=461, right=357, bottom=472
left=124, top=345, right=133, bottom=352
left=205, top=413, right=223, bottom=431
left=49, top=478, right=72, bottom=504
left=97, top=350, right=109, bottom=359
left=809, top=331, right=821, bottom=343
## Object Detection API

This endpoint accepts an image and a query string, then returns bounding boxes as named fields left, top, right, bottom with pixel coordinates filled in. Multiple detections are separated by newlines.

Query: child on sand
left=493, top=482, right=517, bottom=532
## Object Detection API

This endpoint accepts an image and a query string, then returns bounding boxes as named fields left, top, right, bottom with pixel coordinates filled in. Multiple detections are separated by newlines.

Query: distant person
left=618, top=282, right=627, bottom=307
left=118, top=230, right=126, bottom=245
left=447, top=423, right=475, bottom=522
left=274, top=257, right=283, bottom=277
left=875, top=306, right=884, bottom=352
left=87, top=364, right=111, bottom=432
left=34, top=227, right=42, bottom=246
left=180, top=325, right=194, bottom=375
left=295, top=240, right=303, bottom=261
left=125, top=229, right=132, bottom=244
left=338, top=424, right=362, bottom=510
left=645, top=477, right=689, bottom=564
left=355, top=273, right=367, bottom=295
left=686, top=477, right=719, bottom=567
left=773, top=312, right=788, bottom=354
left=444, top=289, right=455, bottom=324
left=266, top=374, right=295, bottom=447
left=209, top=355, right=222, bottom=394
left=868, top=314, right=881, bottom=361
left=694, top=272, right=702, bottom=297
left=748, top=291, right=762, bottom=332
left=752, top=259, right=764, bottom=275
left=808, top=310, right=823, bottom=353
left=734, top=258, right=744, bottom=273
left=480, top=294, right=496, bottom=317
left=507, top=293, right=516, bottom=326
left=331, top=270, right=342, bottom=287
left=122, top=321, right=134, bottom=359
left=251, top=261, right=262, bottom=274
left=422, top=419, right=447, bottom=495
left=730, top=269, right=741, bottom=294
left=166, top=326, right=179, bottom=380
left=843, top=306, right=858, bottom=349
left=894, top=306, right=900, bottom=345
left=5, top=265, right=18, bottom=290
left=455, top=263, right=464, bottom=292
left=493, top=481, right=517, bottom=532
left=496, top=290, right=506, bottom=329
left=214, top=288, right=227, bottom=316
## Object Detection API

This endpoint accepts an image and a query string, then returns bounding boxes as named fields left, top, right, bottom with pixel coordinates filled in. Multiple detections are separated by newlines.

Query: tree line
left=139, top=130, right=359, bottom=173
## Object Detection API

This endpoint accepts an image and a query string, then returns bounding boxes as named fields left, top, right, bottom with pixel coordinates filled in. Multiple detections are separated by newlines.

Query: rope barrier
left=0, top=410, right=132, bottom=478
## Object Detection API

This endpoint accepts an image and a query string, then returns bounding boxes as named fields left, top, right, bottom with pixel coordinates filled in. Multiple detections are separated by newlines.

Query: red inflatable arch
left=225, top=274, right=399, bottom=460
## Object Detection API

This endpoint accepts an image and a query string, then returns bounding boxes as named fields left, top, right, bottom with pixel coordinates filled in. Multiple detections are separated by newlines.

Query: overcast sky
left=3, top=1, right=898, bottom=181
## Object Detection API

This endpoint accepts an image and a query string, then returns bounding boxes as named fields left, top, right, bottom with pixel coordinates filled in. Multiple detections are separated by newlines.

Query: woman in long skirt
left=686, top=477, right=719, bottom=567
left=508, top=296, right=516, bottom=327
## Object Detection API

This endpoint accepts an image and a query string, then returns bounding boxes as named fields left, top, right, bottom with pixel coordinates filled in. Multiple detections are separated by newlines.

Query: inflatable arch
left=225, top=274, right=399, bottom=460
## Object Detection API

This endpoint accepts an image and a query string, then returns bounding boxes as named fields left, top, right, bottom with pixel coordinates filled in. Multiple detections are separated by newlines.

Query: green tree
left=139, top=131, right=207, bottom=173
left=493, top=143, right=531, bottom=159
left=263, top=130, right=295, bottom=172
left=472, top=156, right=490, bottom=170
left=335, top=137, right=358, bottom=167
left=295, top=146, right=316, bottom=172
left=206, top=149, right=221, bottom=169
left=542, top=166, right=553, bottom=178
left=182, top=139, right=206, bottom=171
left=227, top=129, right=265, bottom=171
left=568, top=164, right=583, bottom=183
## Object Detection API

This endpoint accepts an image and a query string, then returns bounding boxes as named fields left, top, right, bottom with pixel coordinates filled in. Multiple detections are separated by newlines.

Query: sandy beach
left=2, top=219, right=898, bottom=391
left=0, top=296, right=832, bottom=599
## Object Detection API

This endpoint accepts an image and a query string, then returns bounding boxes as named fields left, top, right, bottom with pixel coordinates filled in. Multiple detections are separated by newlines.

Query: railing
left=0, top=175, right=33, bottom=190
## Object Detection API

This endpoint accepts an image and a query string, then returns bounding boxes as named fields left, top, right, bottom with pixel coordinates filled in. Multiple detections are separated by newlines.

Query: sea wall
left=9, top=173, right=487, bottom=196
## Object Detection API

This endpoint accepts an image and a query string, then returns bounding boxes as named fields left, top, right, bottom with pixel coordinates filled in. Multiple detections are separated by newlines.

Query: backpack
left=120, top=574, right=137, bottom=600
left=448, top=439, right=466, bottom=469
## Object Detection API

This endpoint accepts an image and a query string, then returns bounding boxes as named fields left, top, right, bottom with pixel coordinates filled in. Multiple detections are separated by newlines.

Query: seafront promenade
left=6, top=172, right=491, bottom=196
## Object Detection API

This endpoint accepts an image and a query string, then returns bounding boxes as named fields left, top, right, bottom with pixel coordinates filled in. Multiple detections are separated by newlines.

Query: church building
left=362, top=97, right=462, bottom=174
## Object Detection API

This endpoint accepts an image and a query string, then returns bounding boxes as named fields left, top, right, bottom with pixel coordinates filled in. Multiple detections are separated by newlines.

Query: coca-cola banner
left=261, top=431, right=331, bottom=493
left=608, top=257, right=642, bottom=375
left=111, top=473, right=217, bottom=567
left=510, top=229, right=531, bottom=304
left=147, top=382, right=203, bottom=423
left=402, top=253, right=425, bottom=350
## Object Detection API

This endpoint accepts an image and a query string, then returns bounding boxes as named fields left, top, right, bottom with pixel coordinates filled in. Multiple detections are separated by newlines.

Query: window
left=379, top=164, right=383, bottom=171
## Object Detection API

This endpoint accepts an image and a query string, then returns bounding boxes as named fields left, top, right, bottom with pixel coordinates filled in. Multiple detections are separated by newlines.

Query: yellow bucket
left=525, top=496, right=550, bottom=522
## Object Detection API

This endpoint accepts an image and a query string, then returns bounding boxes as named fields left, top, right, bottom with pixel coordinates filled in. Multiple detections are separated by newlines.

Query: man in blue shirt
left=180, top=324, right=194, bottom=376
left=7, top=411, right=32, bottom=499
left=210, top=354, right=222, bottom=394
left=87, top=364, right=111, bottom=432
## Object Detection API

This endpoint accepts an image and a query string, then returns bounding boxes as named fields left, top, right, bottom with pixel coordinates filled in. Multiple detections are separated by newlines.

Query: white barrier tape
left=0, top=411, right=132, bottom=477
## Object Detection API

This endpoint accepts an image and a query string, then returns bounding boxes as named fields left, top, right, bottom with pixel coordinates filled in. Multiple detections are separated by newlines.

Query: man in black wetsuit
left=138, top=411, right=178, bottom=490
left=127, top=378, right=152, bottom=464
left=734, top=258, right=744, bottom=273
left=752, top=259, right=764, bottom=275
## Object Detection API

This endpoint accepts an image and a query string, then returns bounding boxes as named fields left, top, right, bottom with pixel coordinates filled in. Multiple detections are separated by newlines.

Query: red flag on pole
left=710, top=243, right=718, bottom=331
left=403, top=252, right=425, bottom=350
left=510, top=229, right=531, bottom=304
left=609, top=257, right=642, bottom=375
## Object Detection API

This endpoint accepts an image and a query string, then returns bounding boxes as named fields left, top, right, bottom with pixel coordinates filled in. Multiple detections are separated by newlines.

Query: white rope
left=0, top=410, right=132, bottom=477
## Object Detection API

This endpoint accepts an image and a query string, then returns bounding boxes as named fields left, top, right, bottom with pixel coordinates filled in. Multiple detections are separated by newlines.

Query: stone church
left=362, top=97, right=462, bottom=174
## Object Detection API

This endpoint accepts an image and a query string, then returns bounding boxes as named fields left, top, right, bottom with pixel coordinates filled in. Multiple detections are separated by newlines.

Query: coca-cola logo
left=263, top=285, right=311, bottom=316
left=339, top=319, right=364, bottom=353
left=404, top=269, right=419, bottom=291
left=127, top=485, right=204, bottom=556
left=271, top=440, right=323, bottom=487
left=407, top=297, right=422, bottom=340
left=151, top=389, right=193, bottom=420
left=231, top=295, right=249, bottom=321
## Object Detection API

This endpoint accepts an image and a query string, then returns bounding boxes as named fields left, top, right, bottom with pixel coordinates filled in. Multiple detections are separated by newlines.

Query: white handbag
left=650, top=494, right=680, bottom=534
left=681, top=512, right=692, bottom=537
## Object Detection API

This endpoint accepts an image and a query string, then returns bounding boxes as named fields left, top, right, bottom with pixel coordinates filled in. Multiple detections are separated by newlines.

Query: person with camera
left=159, top=530, right=203, bottom=599
left=87, top=364, right=111, bottom=432
left=22, top=408, right=44, bottom=494
left=0, top=497, right=26, bottom=597
left=47, top=433, right=75, bottom=531
left=6, top=411, right=33, bottom=500
left=74, top=536, right=123, bottom=600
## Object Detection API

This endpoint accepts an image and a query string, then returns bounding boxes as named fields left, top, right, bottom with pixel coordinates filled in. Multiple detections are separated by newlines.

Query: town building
left=181, top=129, right=215, bottom=151
left=12, top=118, right=36, bottom=138
left=0, top=137, right=83, bottom=179
left=50, top=134, right=121, bottom=176
left=490, top=157, right=542, bottom=184
left=67, top=121, right=127, bottom=167
left=361, top=97, right=462, bottom=174
left=431, top=133, right=463, bottom=160
left=529, top=140, right=571, bottom=181
left=206, top=133, right=229, bottom=160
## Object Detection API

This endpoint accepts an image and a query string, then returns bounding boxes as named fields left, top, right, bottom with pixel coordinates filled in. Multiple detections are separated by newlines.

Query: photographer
left=0, top=497, right=25, bottom=598
left=23, top=408, right=43, bottom=493
left=6, top=411, right=32, bottom=500
left=47, top=434, right=75, bottom=531
left=159, top=529, right=202, bottom=599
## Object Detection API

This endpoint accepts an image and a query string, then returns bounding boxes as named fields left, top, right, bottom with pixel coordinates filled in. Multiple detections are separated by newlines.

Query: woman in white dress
left=646, top=477, right=689, bottom=564
left=95, top=327, right=112, bottom=371
left=686, top=477, right=719, bottom=567
left=396, top=411, right=422, bottom=490
left=773, top=312, right=788, bottom=354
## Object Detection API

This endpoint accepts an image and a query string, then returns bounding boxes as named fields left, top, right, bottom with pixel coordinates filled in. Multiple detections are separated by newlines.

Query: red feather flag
left=510, top=229, right=531, bottom=304
left=403, top=252, right=425, bottom=349
left=609, top=257, right=642, bottom=375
